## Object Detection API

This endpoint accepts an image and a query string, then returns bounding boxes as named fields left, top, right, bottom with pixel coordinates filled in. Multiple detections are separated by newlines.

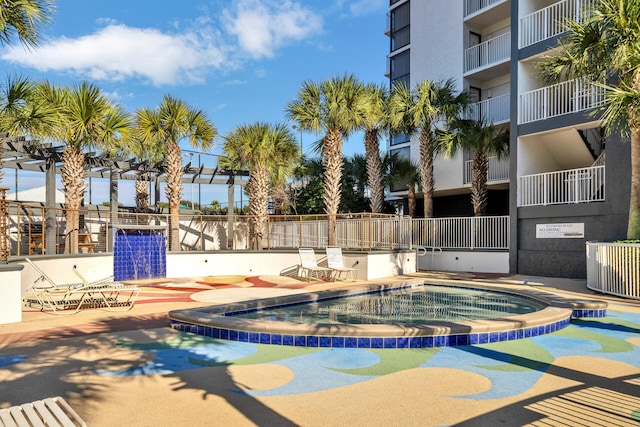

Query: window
left=390, top=2, right=410, bottom=51
left=390, top=50, right=410, bottom=87
left=390, top=133, right=410, bottom=146
left=389, top=147, right=412, bottom=193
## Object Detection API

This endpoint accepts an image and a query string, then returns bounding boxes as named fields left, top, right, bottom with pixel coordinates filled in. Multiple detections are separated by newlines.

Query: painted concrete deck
left=1, top=271, right=639, bottom=426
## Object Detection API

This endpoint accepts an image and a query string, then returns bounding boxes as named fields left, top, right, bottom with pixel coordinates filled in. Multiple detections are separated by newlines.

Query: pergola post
left=44, top=158, right=57, bottom=255
left=227, top=175, right=235, bottom=250
left=108, top=166, right=118, bottom=252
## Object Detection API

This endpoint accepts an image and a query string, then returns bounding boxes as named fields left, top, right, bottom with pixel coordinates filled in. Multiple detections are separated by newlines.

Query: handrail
left=416, top=245, right=442, bottom=271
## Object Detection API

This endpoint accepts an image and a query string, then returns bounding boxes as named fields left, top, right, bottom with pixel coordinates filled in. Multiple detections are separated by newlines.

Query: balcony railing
left=518, top=165, right=605, bottom=207
left=465, top=0, right=504, bottom=17
left=464, top=156, right=510, bottom=185
left=519, top=0, right=592, bottom=48
left=464, top=32, right=510, bottom=74
left=412, top=216, right=509, bottom=250
left=518, top=78, right=606, bottom=124
left=467, top=93, right=510, bottom=124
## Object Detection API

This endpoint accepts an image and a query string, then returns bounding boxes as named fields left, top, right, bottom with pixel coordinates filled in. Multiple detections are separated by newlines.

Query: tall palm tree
left=221, top=122, right=299, bottom=249
left=128, top=108, right=167, bottom=213
left=136, top=95, right=216, bottom=250
left=361, top=83, right=388, bottom=212
left=286, top=74, right=367, bottom=245
left=36, top=81, right=132, bottom=253
left=345, top=153, right=368, bottom=199
left=0, top=0, right=55, bottom=48
left=389, top=79, right=468, bottom=218
left=538, top=0, right=640, bottom=239
left=440, top=119, right=509, bottom=216
left=385, top=153, right=420, bottom=217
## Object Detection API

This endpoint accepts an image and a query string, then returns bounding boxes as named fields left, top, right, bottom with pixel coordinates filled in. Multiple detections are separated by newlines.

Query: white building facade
left=386, top=0, right=629, bottom=278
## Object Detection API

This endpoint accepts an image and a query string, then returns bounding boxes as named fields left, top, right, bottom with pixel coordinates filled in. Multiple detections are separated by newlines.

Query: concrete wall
left=418, top=250, right=509, bottom=273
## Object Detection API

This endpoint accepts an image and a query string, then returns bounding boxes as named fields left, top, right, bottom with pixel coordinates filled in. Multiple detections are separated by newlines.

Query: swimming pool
left=169, top=281, right=608, bottom=348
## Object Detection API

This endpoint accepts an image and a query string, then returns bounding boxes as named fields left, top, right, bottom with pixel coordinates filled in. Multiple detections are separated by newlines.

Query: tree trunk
left=165, top=140, right=183, bottom=251
left=628, top=126, right=640, bottom=239
left=248, top=164, right=270, bottom=250
left=471, top=151, right=489, bottom=216
left=135, top=177, right=150, bottom=213
left=407, top=182, right=416, bottom=217
left=323, top=129, right=343, bottom=246
left=365, top=129, right=384, bottom=213
left=61, top=146, right=86, bottom=254
left=418, top=128, right=435, bottom=218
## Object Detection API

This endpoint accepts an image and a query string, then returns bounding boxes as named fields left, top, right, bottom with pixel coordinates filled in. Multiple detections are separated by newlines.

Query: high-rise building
left=385, top=0, right=629, bottom=278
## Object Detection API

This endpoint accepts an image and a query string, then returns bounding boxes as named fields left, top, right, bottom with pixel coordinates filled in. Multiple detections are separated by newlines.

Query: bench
left=0, top=396, right=86, bottom=427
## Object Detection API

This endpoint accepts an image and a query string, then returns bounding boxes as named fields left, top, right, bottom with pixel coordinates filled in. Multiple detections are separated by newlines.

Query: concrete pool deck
left=1, top=271, right=640, bottom=426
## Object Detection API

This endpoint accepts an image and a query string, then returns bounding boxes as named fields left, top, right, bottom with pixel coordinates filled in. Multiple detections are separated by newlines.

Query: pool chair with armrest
left=23, top=258, right=140, bottom=314
left=0, top=396, right=87, bottom=427
left=326, top=246, right=358, bottom=282
left=298, top=248, right=332, bottom=282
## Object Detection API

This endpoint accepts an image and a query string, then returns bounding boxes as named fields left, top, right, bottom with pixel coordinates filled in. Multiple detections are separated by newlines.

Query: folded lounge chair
left=0, top=396, right=87, bottom=427
left=23, top=258, right=140, bottom=314
left=326, top=246, right=358, bottom=282
left=298, top=248, right=332, bottom=281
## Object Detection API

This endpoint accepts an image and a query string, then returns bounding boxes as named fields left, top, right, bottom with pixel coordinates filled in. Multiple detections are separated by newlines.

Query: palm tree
left=36, top=81, right=132, bottom=253
left=385, top=153, right=420, bottom=217
left=389, top=79, right=468, bottom=218
left=361, top=83, right=388, bottom=212
left=128, top=108, right=167, bottom=213
left=136, top=95, right=216, bottom=250
left=345, top=153, right=368, bottom=199
left=0, top=0, right=55, bottom=48
left=440, top=119, right=509, bottom=216
left=286, top=74, right=367, bottom=245
left=538, top=0, right=640, bottom=239
left=221, top=122, right=299, bottom=249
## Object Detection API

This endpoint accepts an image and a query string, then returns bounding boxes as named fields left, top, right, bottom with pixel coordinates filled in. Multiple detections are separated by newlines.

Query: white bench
left=0, top=396, right=86, bottom=427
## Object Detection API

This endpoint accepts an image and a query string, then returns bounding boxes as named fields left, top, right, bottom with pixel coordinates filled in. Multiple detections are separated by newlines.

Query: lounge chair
left=298, top=248, right=332, bottom=282
left=326, top=246, right=358, bottom=282
left=0, top=396, right=87, bottom=426
left=23, top=258, right=140, bottom=314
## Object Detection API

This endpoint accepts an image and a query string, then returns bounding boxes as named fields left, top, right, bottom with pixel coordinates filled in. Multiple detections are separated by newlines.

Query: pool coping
left=168, top=279, right=608, bottom=348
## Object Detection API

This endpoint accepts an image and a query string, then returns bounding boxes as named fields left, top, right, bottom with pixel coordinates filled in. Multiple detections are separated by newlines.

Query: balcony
left=464, top=32, right=510, bottom=76
left=464, top=156, right=510, bottom=185
left=518, top=78, right=606, bottom=124
left=518, top=165, right=604, bottom=207
left=465, top=0, right=506, bottom=18
left=467, top=93, right=510, bottom=124
left=519, top=0, right=592, bottom=49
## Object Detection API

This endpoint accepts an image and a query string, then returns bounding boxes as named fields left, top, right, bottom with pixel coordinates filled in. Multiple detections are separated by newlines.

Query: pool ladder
left=416, top=246, right=442, bottom=271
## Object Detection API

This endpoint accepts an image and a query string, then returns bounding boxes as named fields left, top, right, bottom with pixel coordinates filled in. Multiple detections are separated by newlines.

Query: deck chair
left=0, top=396, right=87, bottom=426
left=298, top=248, right=332, bottom=281
left=23, top=258, right=140, bottom=314
left=326, top=246, right=358, bottom=282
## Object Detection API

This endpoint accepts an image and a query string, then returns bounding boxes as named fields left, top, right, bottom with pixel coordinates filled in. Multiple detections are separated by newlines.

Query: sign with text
left=536, top=223, right=584, bottom=239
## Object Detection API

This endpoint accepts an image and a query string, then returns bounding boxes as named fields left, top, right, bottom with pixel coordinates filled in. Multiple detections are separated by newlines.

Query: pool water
left=228, top=285, right=546, bottom=325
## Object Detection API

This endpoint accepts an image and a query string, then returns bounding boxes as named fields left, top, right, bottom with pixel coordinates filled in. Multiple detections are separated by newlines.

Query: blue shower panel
left=114, top=228, right=166, bottom=281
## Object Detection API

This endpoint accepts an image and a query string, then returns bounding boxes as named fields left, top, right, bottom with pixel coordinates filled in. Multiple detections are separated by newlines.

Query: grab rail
left=416, top=245, right=442, bottom=271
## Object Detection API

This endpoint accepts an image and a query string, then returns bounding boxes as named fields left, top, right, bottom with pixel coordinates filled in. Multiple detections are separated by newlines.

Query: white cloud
left=223, top=0, right=323, bottom=59
left=0, top=0, right=323, bottom=86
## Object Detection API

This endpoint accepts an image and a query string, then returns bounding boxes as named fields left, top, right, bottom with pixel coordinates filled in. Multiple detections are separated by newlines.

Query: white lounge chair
left=23, top=258, right=140, bottom=314
left=326, top=246, right=358, bottom=282
left=298, top=248, right=332, bottom=281
left=0, top=396, right=87, bottom=426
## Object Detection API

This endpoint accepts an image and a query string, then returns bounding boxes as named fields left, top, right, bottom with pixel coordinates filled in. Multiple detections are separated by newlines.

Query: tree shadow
left=451, top=345, right=640, bottom=426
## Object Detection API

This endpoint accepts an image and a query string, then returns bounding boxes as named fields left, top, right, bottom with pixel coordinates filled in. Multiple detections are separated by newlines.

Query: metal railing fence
left=464, top=32, right=510, bottom=74
left=464, top=0, right=504, bottom=17
left=587, top=241, right=640, bottom=300
left=3, top=201, right=512, bottom=258
left=464, top=156, right=510, bottom=185
left=519, top=0, right=592, bottom=48
left=518, top=165, right=605, bottom=207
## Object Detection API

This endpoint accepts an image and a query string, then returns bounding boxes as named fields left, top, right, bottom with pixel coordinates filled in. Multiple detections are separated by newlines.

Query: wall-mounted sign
left=536, top=223, right=584, bottom=239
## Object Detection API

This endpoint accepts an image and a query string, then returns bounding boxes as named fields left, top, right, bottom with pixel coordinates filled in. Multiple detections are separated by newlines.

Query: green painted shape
left=632, top=408, right=640, bottom=422
left=214, top=345, right=320, bottom=366
left=474, top=340, right=554, bottom=372
left=554, top=323, right=634, bottom=353
left=330, top=348, right=440, bottom=376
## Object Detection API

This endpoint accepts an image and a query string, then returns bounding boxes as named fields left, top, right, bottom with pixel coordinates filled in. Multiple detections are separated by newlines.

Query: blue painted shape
left=0, top=355, right=26, bottom=367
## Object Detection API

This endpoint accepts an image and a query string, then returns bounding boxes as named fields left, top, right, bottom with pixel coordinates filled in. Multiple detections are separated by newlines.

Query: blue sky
left=1, top=0, right=389, bottom=207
